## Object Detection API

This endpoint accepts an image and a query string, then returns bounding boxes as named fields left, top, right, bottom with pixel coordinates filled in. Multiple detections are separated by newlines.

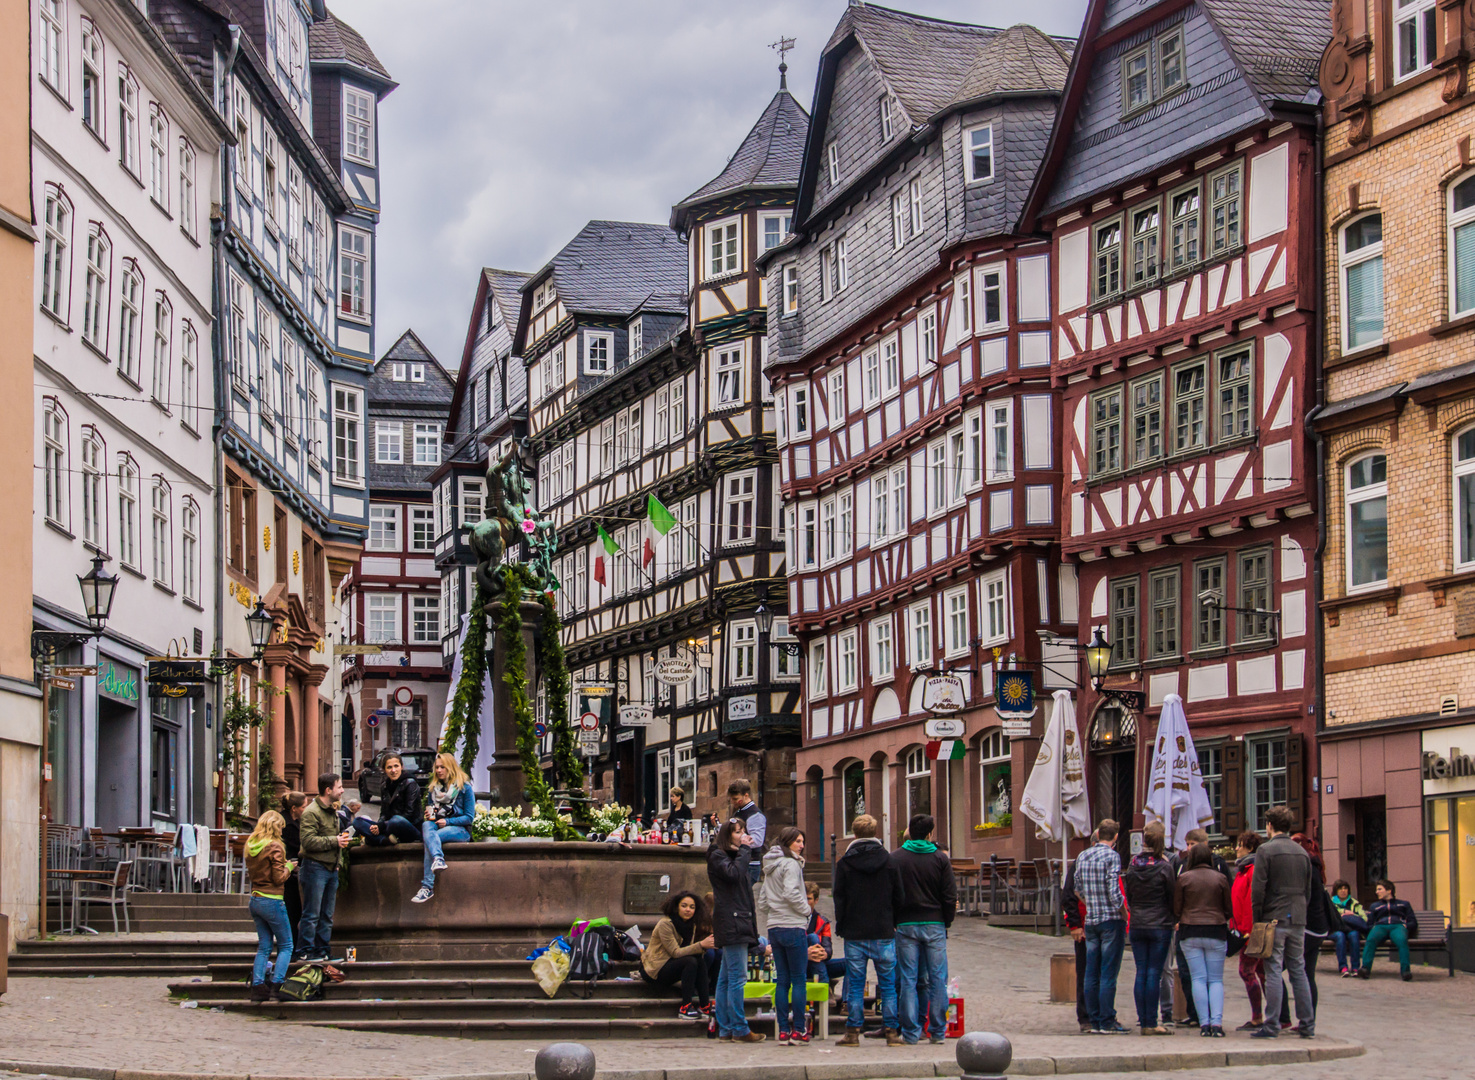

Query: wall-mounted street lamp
left=1083, top=627, right=1145, bottom=711
left=32, top=556, right=119, bottom=660
left=754, top=602, right=800, bottom=657
left=245, top=599, right=275, bottom=657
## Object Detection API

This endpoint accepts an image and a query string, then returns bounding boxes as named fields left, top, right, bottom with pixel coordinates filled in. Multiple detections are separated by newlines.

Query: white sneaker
left=411, top=886, right=433, bottom=903
left=431, top=856, right=447, bottom=872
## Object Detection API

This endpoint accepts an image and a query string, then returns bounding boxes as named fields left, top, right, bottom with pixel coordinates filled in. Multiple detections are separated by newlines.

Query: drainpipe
left=1310, top=106, right=1328, bottom=845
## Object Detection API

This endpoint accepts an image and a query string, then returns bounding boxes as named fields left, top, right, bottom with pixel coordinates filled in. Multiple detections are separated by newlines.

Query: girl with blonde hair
left=413, top=751, right=476, bottom=903
left=245, top=810, right=295, bottom=1001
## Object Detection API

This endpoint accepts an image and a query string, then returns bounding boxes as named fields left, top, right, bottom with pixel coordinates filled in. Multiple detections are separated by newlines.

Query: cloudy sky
left=330, top=0, right=1089, bottom=368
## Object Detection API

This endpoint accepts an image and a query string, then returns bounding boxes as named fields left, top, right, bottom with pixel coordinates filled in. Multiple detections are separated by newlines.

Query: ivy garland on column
left=440, top=563, right=581, bottom=838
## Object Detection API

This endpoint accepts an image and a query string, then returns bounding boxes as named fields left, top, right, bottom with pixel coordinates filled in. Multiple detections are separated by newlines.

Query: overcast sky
left=330, top=0, right=1089, bottom=369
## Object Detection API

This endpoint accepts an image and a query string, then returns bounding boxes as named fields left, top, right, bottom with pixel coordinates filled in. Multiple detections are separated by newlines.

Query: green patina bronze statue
left=469, top=440, right=560, bottom=599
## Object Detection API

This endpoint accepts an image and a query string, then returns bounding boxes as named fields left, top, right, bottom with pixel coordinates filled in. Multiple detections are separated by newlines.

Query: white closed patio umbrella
left=1143, top=693, right=1216, bottom=852
left=1020, top=690, right=1092, bottom=932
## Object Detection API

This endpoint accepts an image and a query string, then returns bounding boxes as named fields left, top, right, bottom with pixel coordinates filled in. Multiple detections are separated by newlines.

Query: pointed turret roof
left=671, top=87, right=809, bottom=230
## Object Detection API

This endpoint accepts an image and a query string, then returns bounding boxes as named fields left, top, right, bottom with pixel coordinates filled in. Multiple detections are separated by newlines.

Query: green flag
left=647, top=494, right=677, bottom=537
left=598, top=524, right=619, bottom=554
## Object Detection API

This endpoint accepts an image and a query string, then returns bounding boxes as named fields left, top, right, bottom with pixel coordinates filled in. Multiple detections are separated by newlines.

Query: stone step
left=205, top=957, right=644, bottom=982
left=171, top=976, right=662, bottom=1001
left=221, top=996, right=707, bottom=1022
left=305, top=1016, right=714, bottom=1040
left=128, top=892, right=252, bottom=907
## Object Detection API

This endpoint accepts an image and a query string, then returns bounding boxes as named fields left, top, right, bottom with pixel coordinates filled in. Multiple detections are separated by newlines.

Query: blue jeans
left=1129, top=926, right=1173, bottom=1029
left=355, top=815, right=420, bottom=846
left=1180, top=936, right=1227, bottom=1027
left=1083, top=919, right=1126, bottom=1029
left=716, top=943, right=751, bottom=1037
left=249, top=896, right=292, bottom=984
left=895, top=923, right=948, bottom=1043
left=1332, top=929, right=1362, bottom=971
left=769, top=926, right=808, bottom=1035
left=421, top=821, right=471, bottom=889
left=295, top=858, right=339, bottom=960
left=844, top=938, right=898, bottom=1031
left=806, top=932, right=846, bottom=981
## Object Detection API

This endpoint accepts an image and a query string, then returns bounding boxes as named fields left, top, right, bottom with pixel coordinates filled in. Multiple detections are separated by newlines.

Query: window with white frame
left=820, top=246, right=833, bottom=301
left=181, top=497, right=199, bottom=603
left=863, top=348, right=881, bottom=407
left=872, top=472, right=891, bottom=542
left=41, top=187, right=71, bottom=321
left=828, top=369, right=845, bottom=426
left=724, top=470, right=756, bottom=545
left=730, top=621, right=757, bottom=683
left=1217, top=345, right=1253, bottom=441
left=366, top=594, right=399, bottom=643
left=81, top=19, right=104, bottom=134
left=891, top=190, right=908, bottom=249
left=965, top=124, right=993, bottom=183
left=920, top=309, right=937, bottom=369
left=228, top=273, right=247, bottom=391
left=987, top=400, right=1012, bottom=481
left=827, top=141, right=840, bottom=185
left=81, top=429, right=104, bottom=549
left=368, top=505, right=400, bottom=551
left=1456, top=428, right=1475, bottom=569
left=820, top=495, right=837, bottom=565
left=151, top=479, right=171, bottom=586
left=413, top=423, right=441, bottom=465
left=890, top=463, right=908, bottom=535
left=629, top=319, right=643, bottom=357
left=1169, top=183, right=1201, bottom=270
left=799, top=503, right=817, bottom=568
left=809, top=639, right=828, bottom=700
left=957, top=272, right=972, bottom=335
left=979, top=729, right=1012, bottom=823
left=838, top=490, right=853, bottom=558
left=1130, top=373, right=1163, bottom=465
left=880, top=94, right=895, bottom=140
left=118, top=262, right=142, bottom=383
left=836, top=628, right=858, bottom=692
left=771, top=618, right=799, bottom=679
left=905, top=746, right=931, bottom=820
left=965, top=409, right=983, bottom=489
left=117, top=455, right=138, bottom=569
left=792, top=384, right=809, bottom=437
left=1450, top=174, right=1475, bottom=316
left=783, top=265, right=799, bottom=315
left=151, top=293, right=172, bottom=406
left=334, top=386, right=363, bottom=483
left=981, top=570, right=1008, bottom=644
left=119, top=68, right=140, bottom=176
left=948, top=428, right=966, bottom=504
left=374, top=421, right=401, bottom=464
left=82, top=227, right=108, bottom=346
left=411, top=506, right=436, bottom=551
left=882, top=336, right=900, bottom=398
left=179, top=139, right=197, bottom=239
left=412, top=596, right=440, bottom=643
left=909, top=601, right=932, bottom=667
left=339, top=227, right=370, bottom=320
left=836, top=234, right=850, bottom=290
left=149, top=105, right=169, bottom=209
left=262, top=126, right=279, bottom=223
left=706, top=219, right=739, bottom=278
left=670, top=379, right=686, bottom=436
left=716, top=346, right=743, bottom=406
left=1341, top=213, right=1384, bottom=349
left=585, top=330, right=613, bottom=374
left=1094, top=217, right=1123, bottom=301
left=40, top=0, right=66, bottom=94
left=1346, top=453, right=1388, bottom=591
left=761, top=211, right=792, bottom=250
left=945, top=586, right=970, bottom=656
left=599, top=418, right=614, bottom=475
left=978, top=265, right=1004, bottom=331
left=43, top=401, right=68, bottom=528
left=344, top=85, right=374, bottom=163
left=1394, top=0, right=1437, bottom=81
left=1130, top=201, right=1159, bottom=286
left=909, top=178, right=923, bottom=236
left=928, top=439, right=947, bottom=514
left=1209, top=163, right=1243, bottom=256
left=870, top=616, right=894, bottom=683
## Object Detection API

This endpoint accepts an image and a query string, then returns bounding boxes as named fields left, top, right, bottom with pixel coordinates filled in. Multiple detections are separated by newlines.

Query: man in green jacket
left=294, top=773, right=353, bottom=962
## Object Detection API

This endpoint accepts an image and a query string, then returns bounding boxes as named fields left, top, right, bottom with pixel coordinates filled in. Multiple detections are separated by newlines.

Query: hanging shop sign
left=727, top=695, right=758, bottom=722
left=577, top=683, right=616, bottom=697
left=995, top=669, right=1037, bottom=720
left=150, top=681, right=205, bottom=700
left=921, top=674, right=966, bottom=714
left=924, top=716, right=966, bottom=739
left=619, top=705, right=654, bottom=728
left=334, top=644, right=384, bottom=655
left=654, top=657, right=697, bottom=686
left=615, top=730, right=637, bottom=744
left=148, top=659, right=207, bottom=683
left=98, top=660, right=140, bottom=703
left=1001, top=720, right=1034, bottom=738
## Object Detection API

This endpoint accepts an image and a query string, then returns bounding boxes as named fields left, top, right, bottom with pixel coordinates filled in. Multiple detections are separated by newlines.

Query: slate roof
left=826, top=6, right=1072, bottom=123
left=671, top=89, right=809, bottom=226
left=1198, top=0, right=1326, bottom=105
left=484, top=268, right=531, bottom=327
left=525, top=221, right=687, bottom=318
left=308, top=8, right=396, bottom=88
left=369, top=330, right=455, bottom=408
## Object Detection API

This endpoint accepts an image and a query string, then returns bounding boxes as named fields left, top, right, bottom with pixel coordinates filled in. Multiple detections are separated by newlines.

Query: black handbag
left=1226, top=928, right=1245, bottom=958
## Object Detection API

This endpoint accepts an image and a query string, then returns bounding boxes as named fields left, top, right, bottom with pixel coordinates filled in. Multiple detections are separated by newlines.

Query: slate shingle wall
left=813, top=47, right=897, bottom=221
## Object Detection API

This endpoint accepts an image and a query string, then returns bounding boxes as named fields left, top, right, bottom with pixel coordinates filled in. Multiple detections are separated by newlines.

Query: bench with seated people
left=1346, top=879, right=1452, bottom=979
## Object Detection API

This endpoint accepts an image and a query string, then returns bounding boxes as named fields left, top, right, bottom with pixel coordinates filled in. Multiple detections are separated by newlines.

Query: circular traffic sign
left=534, top=722, right=548, bottom=738
left=579, top=711, right=600, bottom=732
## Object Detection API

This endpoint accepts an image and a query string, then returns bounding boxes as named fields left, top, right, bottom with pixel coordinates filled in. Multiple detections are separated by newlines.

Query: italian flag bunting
left=593, top=524, right=619, bottom=586
left=925, top=739, right=966, bottom=761
left=643, top=494, right=677, bottom=568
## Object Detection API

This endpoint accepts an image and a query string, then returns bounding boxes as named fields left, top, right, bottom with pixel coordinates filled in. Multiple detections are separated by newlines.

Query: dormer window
left=629, top=319, right=643, bottom=357
left=880, top=95, right=895, bottom=141
left=344, top=86, right=374, bottom=164
left=1394, top=0, right=1437, bottom=82
left=585, top=330, right=613, bottom=375
left=964, top=124, right=993, bottom=184
left=1121, top=28, right=1188, bottom=115
left=827, top=142, right=840, bottom=185
left=706, top=218, right=739, bottom=278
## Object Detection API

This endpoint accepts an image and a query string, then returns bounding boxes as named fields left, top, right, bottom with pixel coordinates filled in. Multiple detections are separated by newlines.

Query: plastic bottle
left=948, top=976, right=961, bottom=998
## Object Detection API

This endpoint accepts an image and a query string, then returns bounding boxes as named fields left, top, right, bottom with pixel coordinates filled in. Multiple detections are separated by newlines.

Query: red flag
left=593, top=555, right=606, bottom=586
left=643, top=537, right=655, bottom=568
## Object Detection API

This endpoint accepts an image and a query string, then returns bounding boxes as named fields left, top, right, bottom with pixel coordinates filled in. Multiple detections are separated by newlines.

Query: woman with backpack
left=245, top=810, right=295, bottom=1002
left=708, top=817, right=765, bottom=1043
left=761, top=826, right=812, bottom=1044
left=412, top=753, right=476, bottom=904
left=643, top=891, right=716, bottom=1018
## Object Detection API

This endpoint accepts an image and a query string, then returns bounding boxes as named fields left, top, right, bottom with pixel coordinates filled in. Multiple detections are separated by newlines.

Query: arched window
left=978, top=729, right=1012, bottom=825
left=151, top=477, right=171, bottom=587
left=1453, top=427, right=1475, bottom=570
left=81, top=18, right=104, bottom=136
left=80, top=427, right=106, bottom=550
left=903, top=746, right=930, bottom=825
left=148, top=104, right=169, bottom=209
left=178, top=139, right=196, bottom=239
left=41, top=185, right=72, bottom=320
left=151, top=292, right=172, bottom=405
left=39, top=0, right=66, bottom=95
left=82, top=225, right=110, bottom=347
left=1346, top=452, right=1388, bottom=591
left=1341, top=213, right=1383, bottom=349
left=841, top=761, right=866, bottom=835
left=117, top=454, right=139, bottom=570
left=1450, top=173, right=1475, bottom=317
left=118, top=66, right=140, bottom=176
left=118, top=260, right=142, bottom=383
left=180, top=321, right=198, bottom=431
left=42, top=399, right=69, bottom=529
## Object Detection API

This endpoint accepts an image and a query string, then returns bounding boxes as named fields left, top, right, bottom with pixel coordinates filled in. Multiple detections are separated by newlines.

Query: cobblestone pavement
left=0, top=918, right=1467, bottom=1078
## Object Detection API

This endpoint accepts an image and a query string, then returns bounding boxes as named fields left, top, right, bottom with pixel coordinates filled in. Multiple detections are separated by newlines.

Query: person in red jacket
left=1230, top=831, right=1265, bottom=1030
left=1062, top=830, right=1096, bottom=1032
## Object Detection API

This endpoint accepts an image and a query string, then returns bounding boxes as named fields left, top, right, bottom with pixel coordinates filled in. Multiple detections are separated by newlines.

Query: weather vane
left=770, top=35, right=795, bottom=89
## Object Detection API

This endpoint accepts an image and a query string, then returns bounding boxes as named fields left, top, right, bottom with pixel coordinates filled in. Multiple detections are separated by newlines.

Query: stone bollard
left=957, top=1031, right=1012, bottom=1080
left=534, top=1043, right=596, bottom=1080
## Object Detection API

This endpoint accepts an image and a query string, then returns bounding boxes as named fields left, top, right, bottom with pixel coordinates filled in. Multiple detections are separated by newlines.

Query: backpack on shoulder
left=276, top=964, right=327, bottom=1002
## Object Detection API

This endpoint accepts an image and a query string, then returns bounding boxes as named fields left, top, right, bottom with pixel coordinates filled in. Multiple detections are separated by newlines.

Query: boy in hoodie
left=890, top=814, right=957, bottom=1045
left=832, top=814, right=904, bottom=1047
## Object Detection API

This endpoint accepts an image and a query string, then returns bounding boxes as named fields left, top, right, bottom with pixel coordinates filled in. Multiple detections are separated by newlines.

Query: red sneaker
left=777, top=1031, right=791, bottom=1045
left=791, top=1030, right=811, bottom=1044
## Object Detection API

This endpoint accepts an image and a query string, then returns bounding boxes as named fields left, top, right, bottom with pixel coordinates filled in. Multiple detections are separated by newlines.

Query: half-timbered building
left=339, top=331, right=453, bottom=774
left=763, top=5, right=1075, bottom=861
left=431, top=267, right=529, bottom=672
left=1021, top=0, right=1328, bottom=847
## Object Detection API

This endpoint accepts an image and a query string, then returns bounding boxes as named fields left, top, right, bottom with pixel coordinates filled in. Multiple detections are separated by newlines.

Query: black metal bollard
left=534, top=1043, right=595, bottom=1080
left=957, top=1031, right=1012, bottom=1080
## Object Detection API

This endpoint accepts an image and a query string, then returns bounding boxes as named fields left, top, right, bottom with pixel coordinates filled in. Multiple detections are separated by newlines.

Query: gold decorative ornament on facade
left=263, top=525, right=272, bottom=551
left=293, top=550, right=300, bottom=575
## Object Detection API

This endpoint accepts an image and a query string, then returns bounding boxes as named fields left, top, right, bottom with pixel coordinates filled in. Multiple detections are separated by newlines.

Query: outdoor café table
left=742, top=979, right=830, bottom=1037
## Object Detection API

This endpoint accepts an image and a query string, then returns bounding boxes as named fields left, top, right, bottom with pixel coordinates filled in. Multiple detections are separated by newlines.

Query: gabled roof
left=795, top=5, right=1071, bottom=228
left=1020, top=0, right=1327, bottom=226
left=484, top=268, right=530, bottom=328
left=446, top=267, right=531, bottom=438
left=369, top=330, right=455, bottom=408
left=309, top=8, right=397, bottom=91
left=513, top=221, right=686, bottom=354
left=670, top=87, right=809, bottom=230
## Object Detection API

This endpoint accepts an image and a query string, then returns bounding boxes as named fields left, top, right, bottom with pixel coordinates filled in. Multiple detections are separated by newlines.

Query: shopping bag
left=532, top=946, right=570, bottom=998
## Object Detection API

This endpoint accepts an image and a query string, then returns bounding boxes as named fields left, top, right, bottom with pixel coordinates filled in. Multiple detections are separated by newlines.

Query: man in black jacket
left=890, top=814, right=957, bottom=1045
left=832, top=813, right=904, bottom=1047
left=356, top=754, right=421, bottom=846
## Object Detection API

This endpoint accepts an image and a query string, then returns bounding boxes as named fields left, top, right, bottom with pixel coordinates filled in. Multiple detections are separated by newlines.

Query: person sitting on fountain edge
left=643, top=890, right=717, bottom=1018
left=411, top=753, right=475, bottom=904
left=356, top=753, right=422, bottom=846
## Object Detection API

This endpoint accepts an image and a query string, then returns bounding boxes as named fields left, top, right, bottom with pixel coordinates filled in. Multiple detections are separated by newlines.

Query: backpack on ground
left=567, top=927, right=610, bottom=997
left=276, top=964, right=327, bottom=1002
